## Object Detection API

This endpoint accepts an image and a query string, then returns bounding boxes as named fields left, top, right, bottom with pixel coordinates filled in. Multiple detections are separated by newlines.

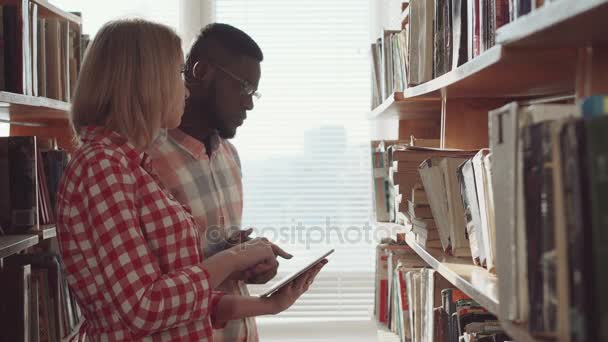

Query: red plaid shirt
left=56, top=127, right=224, bottom=342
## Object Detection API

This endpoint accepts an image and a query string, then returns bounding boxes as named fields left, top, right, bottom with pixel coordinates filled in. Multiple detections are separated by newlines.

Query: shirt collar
left=165, top=129, right=222, bottom=160
left=80, top=126, right=147, bottom=166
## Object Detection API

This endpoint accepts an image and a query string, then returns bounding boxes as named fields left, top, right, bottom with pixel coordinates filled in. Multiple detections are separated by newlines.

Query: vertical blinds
left=216, top=0, right=375, bottom=321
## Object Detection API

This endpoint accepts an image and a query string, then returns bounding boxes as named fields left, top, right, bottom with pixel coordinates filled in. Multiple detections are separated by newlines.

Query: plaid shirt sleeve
left=77, top=151, right=221, bottom=338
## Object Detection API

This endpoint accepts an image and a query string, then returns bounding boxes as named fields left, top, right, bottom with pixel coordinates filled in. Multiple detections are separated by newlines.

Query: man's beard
left=204, top=85, right=238, bottom=139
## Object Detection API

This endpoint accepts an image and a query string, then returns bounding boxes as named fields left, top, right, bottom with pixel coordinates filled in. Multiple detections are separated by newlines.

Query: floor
left=257, top=319, right=395, bottom=342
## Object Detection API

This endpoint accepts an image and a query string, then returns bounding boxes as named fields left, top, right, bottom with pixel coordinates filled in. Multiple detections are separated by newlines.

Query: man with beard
left=148, top=23, right=290, bottom=342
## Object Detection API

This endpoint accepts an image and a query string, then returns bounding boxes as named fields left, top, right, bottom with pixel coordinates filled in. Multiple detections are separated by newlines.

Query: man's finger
left=270, top=243, right=293, bottom=259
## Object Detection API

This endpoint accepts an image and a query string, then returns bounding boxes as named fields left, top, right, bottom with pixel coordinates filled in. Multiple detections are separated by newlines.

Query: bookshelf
left=0, top=234, right=39, bottom=259
left=371, top=0, right=608, bottom=341
left=1, top=0, right=83, bottom=340
left=0, top=225, right=57, bottom=259
left=368, top=92, right=441, bottom=120
left=496, top=0, right=608, bottom=47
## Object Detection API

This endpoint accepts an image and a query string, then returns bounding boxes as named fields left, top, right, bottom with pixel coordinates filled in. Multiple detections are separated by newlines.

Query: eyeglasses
left=213, top=64, right=262, bottom=100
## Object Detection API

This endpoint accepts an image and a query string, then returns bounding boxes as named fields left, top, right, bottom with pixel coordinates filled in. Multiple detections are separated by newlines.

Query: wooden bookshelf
left=0, top=234, right=39, bottom=259
left=403, top=45, right=576, bottom=99
left=402, top=231, right=499, bottom=314
left=497, top=0, right=608, bottom=48
left=369, top=92, right=441, bottom=120
left=370, top=1, right=608, bottom=340
left=0, top=91, right=71, bottom=120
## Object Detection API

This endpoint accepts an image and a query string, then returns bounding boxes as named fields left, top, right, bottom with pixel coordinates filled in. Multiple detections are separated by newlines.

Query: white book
left=440, top=157, right=472, bottom=257
left=460, top=159, right=486, bottom=266
left=482, top=153, right=496, bottom=273
left=489, top=102, right=519, bottom=321
left=419, top=159, right=451, bottom=252
left=472, top=149, right=493, bottom=271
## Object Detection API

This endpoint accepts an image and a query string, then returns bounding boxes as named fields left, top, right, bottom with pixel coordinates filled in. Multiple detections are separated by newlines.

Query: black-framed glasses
left=213, top=64, right=262, bottom=100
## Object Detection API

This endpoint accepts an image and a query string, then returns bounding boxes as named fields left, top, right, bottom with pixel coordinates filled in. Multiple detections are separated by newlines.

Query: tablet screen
left=259, top=249, right=334, bottom=298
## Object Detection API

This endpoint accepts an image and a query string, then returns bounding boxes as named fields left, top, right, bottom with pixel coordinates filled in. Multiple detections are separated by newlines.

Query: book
left=452, top=0, right=468, bottom=69
left=488, top=103, right=519, bottom=319
left=30, top=2, right=37, bottom=96
left=412, top=185, right=429, bottom=205
left=584, top=115, right=608, bottom=342
left=0, top=136, right=39, bottom=234
left=419, top=158, right=452, bottom=252
left=457, top=159, right=485, bottom=266
left=481, top=153, right=496, bottom=273
left=0, top=264, right=32, bottom=342
left=37, top=17, right=46, bottom=97
left=440, top=157, right=472, bottom=257
left=408, top=200, right=433, bottom=219
left=489, top=102, right=578, bottom=322
left=408, top=0, right=434, bottom=85
left=472, top=149, right=493, bottom=270
left=523, top=120, right=559, bottom=335
left=5, top=253, right=67, bottom=340
left=45, top=18, right=61, bottom=100
left=560, top=119, right=593, bottom=342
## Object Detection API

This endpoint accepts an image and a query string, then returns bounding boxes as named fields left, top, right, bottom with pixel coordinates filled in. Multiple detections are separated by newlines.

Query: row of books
left=0, top=1, right=86, bottom=100
left=370, top=0, right=560, bottom=108
left=490, top=96, right=608, bottom=341
left=375, top=240, right=511, bottom=341
left=0, top=252, right=83, bottom=342
left=372, top=138, right=498, bottom=271
left=372, top=95, right=608, bottom=341
left=0, top=136, right=69, bottom=234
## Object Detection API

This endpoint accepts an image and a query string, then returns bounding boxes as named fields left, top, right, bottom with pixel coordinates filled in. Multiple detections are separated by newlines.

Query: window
left=216, top=0, right=375, bottom=323
left=48, top=0, right=179, bottom=36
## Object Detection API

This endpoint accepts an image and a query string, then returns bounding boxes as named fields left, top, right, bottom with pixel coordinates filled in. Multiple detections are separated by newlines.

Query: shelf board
left=497, top=0, right=608, bottom=48
left=0, top=234, right=39, bottom=259
left=0, top=92, right=71, bottom=122
left=404, top=45, right=577, bottom=99
left=369, top=92, right=441, bottom=120
left=32, top=0, right=82, bottom=25
left=403, top=231, right=500, bottom=315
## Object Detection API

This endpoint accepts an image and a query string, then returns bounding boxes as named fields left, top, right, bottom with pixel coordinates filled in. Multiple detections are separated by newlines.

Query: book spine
left=522, top=122, right=545, bottom=332
left=585, top=116, right=608, bottom=341
left=539, top=122, right=557, bottom=332
left=560, top=120, right=593, bottom=342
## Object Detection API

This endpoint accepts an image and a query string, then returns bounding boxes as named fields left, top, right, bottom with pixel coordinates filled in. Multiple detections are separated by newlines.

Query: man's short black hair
left=186, top=23, right=263, bottom=72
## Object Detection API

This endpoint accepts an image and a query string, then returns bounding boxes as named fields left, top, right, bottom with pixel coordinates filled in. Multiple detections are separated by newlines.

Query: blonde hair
left=71, top=19, right=182, bottom=149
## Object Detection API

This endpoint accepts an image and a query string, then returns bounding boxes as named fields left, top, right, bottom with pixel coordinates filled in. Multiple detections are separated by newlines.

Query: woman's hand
left=268, top=259, right=328, bottom=314
left=225, top=237, right=291, bottom=273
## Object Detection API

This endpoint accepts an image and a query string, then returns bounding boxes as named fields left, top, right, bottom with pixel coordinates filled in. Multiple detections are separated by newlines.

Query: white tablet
left=259, top=249, right=334, bottom=298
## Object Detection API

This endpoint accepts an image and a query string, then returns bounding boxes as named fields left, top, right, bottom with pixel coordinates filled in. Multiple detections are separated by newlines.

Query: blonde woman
left=56, top=19, right=325, bottom=342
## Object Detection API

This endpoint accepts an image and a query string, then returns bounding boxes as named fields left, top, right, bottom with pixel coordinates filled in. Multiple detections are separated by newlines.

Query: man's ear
left=192, top=60, right=215, bottom=81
